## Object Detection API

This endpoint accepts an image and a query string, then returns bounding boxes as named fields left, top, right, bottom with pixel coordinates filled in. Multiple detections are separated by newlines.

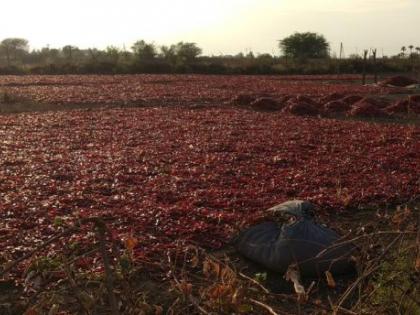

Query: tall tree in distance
left=131, top=40, right=156, bottom=61
left=0, top=38, right=29, bottom=66
left=62, top=45, right=79, bottom=62
left=408, top=45, right=414, bottom=56
left=401, top=46, right=407, bottom=57
left=160, top=42, right=202, bottom=67
left=160, top=45, right=177, bottom=65
left=105, top=46, right=121, bottom=64
left=279, top=32, right=329, bottom=60
left=173, top=42, right=202, bottom=63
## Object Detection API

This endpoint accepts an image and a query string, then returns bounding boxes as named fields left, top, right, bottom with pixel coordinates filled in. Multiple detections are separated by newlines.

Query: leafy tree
left=408, top=45, right=414, bottom=54
left=131, top=40, right=156, bottom=61
left=62, top=45, right=80, bottom=61
left=173, top=42, right=202, bottom=63
left=105, top=46, right=121, bottom=63
left=160, top=42, right=202, bottom=67
left=87, top=48, right=102, bottom=62
left=245, top=51, right=255, bottom=59
left=279, top=32, right=329, bottom=59
left=160, top=45, right=177, bottom=65
left=256, top=53, right=274, bottom=63
left=0, top=38, right=29, bottom=66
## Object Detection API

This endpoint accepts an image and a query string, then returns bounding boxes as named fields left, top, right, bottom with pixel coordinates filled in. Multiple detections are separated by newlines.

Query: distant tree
left=0, top=38, right=29, bottom=66
left=173, top=42, right=202, bottom=63
left=105, top=46, right=121, bottom=63
left=348, top=53, right=362, bottom=59
left=416, top=47, right=420, bottom=55
left=401, top=46, right=406, bottom=57
left=160, top=45, right=177, bottom=65
left=62, top=45, right=79, bottom=61
left=408, top=45, right=414, bottom=56
left=160, top=42, right=201, bottom=67
left=279, top=32, right=329, bottom=59
left=46, top=48, right=60, bottom=63
left=131, top=40, right=156, bottom=61
left=245, top=51, right=255, bottom=59
left=88, top=48, right=102, bottom=62
left=25, top=47, right=52, bottom=65
left=256, top=53, right=273, bottom=63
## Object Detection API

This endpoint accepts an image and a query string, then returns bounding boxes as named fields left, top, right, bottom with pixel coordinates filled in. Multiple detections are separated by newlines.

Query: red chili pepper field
left=0, top=74, right=419, bottom=279
left=0, top=74, right=404, bottom=106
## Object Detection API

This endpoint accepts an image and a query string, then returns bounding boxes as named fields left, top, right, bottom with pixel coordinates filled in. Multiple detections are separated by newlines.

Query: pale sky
left=0, top=0, right=419, bottom=56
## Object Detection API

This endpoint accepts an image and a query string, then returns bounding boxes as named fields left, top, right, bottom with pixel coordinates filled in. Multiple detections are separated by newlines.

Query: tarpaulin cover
left=235, top=200, right=356, bottom=276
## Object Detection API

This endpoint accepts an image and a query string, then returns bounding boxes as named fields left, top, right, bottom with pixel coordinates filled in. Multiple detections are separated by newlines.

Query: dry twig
left=94, top=218, right=119, bottom=315
left=249, top=298, right=286, bottom=315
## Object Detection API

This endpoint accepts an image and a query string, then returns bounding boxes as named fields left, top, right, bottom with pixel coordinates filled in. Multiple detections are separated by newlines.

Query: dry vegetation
left=1, top=203, right=419, bottom=314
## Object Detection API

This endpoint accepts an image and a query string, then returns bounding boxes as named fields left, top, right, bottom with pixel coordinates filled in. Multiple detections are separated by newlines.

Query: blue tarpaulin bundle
left=235, top=200, right=356, bottom=276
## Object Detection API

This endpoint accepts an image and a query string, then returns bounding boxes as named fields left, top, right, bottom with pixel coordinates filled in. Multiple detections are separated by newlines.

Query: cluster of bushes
left=1, top=55, right=419, bottom=76
left=0, top=37, right=419, bottom=75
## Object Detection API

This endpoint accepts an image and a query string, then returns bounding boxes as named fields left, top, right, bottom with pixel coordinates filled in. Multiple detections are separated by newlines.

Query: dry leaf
left=48, top=304, right=59, bottom=315
left=231, top=288, right=242, bottom=305
left=24, top=308, right=38, bottom=315
left=221, top=265, right=235, bottom=283
left=154, top=305, right=163, bottom=315
left=209, top=284, right=232, bottom=299
left=137, top=302, right=152, bottom=313
left=178, top=280, right=192, bottom=296
left=212, top=261, right=221, bottom=278
left=415, top=257, right=420, bottom=272
left=190, top=254, right=199, bottom=268
left=391, top=206, right=412, bottom=228
left=203, top=259, right=211, bottom=277
left=79, top=291, right=95, bottom=309
left=325, top=271, right=336, bottom=288
left=285, top=264, right=306, bottom=299
left=125, top=235, right=138, bottom=252
left=314, top=299, right=322, bottom=305
left=237, top=304, right=253, bottom=313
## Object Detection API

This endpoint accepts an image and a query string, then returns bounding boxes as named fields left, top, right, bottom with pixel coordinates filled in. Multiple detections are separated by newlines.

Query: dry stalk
left=167, top=249, right=211, bottom=315
left=94, top=218, right=119, bottom=315
left=249, top=298, right=287, bottom=315
left=62, top=257, right=92, bottom=315
left=0, top=225, right=79, bottom=277
left=334, top=233, right=403, bottom=313
left=0, top=216, right=121, bottom=314
left=416, top=211, right=420, bottom=272
left=238, top=272, right=270, bottom=294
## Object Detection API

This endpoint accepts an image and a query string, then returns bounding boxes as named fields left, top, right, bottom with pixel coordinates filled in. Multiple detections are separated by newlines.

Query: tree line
left=0, top=33, right=419, bottom=75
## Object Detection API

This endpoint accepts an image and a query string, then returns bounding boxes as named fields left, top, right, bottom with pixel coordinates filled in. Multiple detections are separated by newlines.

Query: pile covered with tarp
left=379, top=75, right=418, bottom=87
left=235, top=200, right=356, bottom=277
left=349, top=98, right=389, bottom=118
left=386, top=95, right=420, bottom=114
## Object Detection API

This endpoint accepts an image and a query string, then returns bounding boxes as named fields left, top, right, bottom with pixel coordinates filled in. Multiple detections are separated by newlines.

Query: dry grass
left=0, top=202, right=418, bottom=315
